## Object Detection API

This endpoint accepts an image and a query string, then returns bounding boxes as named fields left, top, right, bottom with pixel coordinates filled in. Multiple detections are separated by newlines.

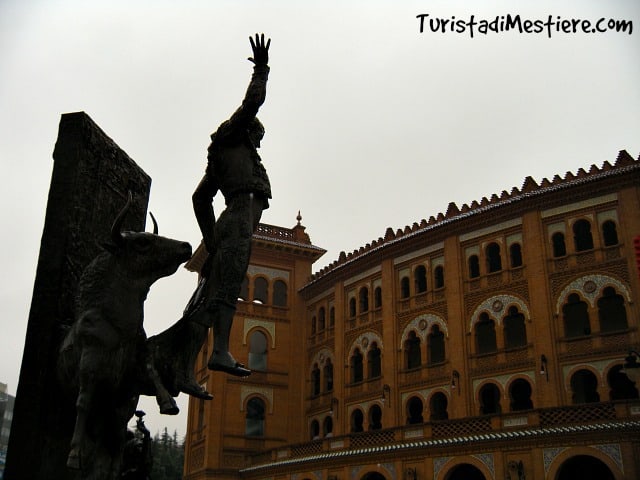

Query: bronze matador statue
left=191, top=33, right=271, bottom=377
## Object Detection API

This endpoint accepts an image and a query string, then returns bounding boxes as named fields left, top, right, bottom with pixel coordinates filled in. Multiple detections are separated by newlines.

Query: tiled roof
left=304, top=150, right=639, bottom=287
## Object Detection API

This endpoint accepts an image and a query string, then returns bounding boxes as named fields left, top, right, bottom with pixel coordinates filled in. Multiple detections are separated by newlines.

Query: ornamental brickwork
left=184, top=150, right=640, bottom=480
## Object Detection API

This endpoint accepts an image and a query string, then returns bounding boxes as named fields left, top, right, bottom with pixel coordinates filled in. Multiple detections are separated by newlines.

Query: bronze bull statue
left=58, top=193, right=210, bottom=479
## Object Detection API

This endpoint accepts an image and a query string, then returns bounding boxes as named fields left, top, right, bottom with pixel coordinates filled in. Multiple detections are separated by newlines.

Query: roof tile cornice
left=302, top=150, right=639, bottom=291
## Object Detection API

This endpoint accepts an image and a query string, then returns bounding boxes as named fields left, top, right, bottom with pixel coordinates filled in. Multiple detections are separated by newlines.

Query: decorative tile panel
left=472, top=453, right=495, bottom=477
left=592, top=443, right=623, bottom=474
left=347, top=331, right=383, bottom=357
left=240, top=386, right=273, bottom=414
left=470, top=294, right=530, bottom=331
left=434, top=457, right=452, bottom=478
left=555, top=274, right=631, bottom=313
left=243, top=318, right=276, bottom=347
left=543, top=447, right=568, bottom=474
left=400, top=313, right=448, bottom=347
left=247, top=264, right=289, bottom=280
left=541, top=193, right=617, bottom=218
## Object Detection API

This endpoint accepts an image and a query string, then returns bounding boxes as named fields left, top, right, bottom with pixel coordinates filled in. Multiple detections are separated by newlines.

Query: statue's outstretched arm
left=227, top=33, right=271, bottom=128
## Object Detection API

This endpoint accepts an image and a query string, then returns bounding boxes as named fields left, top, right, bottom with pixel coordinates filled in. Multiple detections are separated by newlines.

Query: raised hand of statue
left=248, top=33, right=270, bottom=66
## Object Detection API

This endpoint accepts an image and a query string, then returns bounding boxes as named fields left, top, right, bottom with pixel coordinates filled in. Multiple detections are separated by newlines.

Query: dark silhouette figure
left=120, top=411, right=152, bottom=480
left=191, top=33, right=272, bottom=377
left=57, top=194, right=193, bottom=478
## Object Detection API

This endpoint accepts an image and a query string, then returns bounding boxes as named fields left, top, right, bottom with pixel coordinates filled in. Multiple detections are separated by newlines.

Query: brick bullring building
left=183, top=150, right=640, bottom=480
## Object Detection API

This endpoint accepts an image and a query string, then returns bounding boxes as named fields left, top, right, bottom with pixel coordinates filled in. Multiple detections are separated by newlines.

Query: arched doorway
left=361, top=472, right=386, bottom=480
left=445, top=463, right=486, bottom=480
left=556, top=455, right=615, bottom=480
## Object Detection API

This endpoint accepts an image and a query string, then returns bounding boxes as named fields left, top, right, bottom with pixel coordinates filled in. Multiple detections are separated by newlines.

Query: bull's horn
left=149, top=212, right=158, bottom=235
left=111, top=191, right=133, bottom=245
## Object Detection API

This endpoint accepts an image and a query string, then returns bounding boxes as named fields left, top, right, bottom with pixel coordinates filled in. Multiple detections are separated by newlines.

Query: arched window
left=405, top=331, right=421, bottom=369
left=556, top=455, right=616, bottom=480
left=367, top=342, right=382, bottom=379
left=602, top=220, right=619, bottom=246
left=427, top=325, right=445, bottom=365
left=475, top=313, right=497, bottom=354
left=253, top=277, right=268, bottom=304
left=311, top=316, right=316, bottom=336
left=359, top=287, right=369, bottom=313
left=323, top=359, right=334, bottom=392
left=248, top=330, right=268, bottom=371
left=349, top=298, right=356, bottom=318
left=608, top=364, right=639, bottom=400
left=350, top=408, right=364, bottom=433
left=479, top=383, right=501, bottom=415
left=368, top=404, right=382, bottom=430
left=509, top=243, right=523, bottom=268
left=570, top=369, right=600, bottom=404
left=434, top=265, right=445, bottom=289
left=573, top=219, right=594, bottom=252
left=552, top=232, right=566, bottom=257
left=351, top=349, right=363, bottom=383
left=374, top=286, right=382, bottom=309
left=311, top=363, right=320, bottom=396
left=329, top=306, right=335, bottom=328
left=273, top=279, right=287, bottom=306
left=486, top=242, right=502, bottom=273
left=504, top=306, right=527, bottom=349
left=509, top=378, right=533, bottom=411
left=598, top=286, right=628, bottom=333
left=468, top=255, right=480, bottom=278
left=318, top=307, right=326, bottom=331
left=415, top=265, right=427, bottom=294
left=245, top=397, right=265, bottom=437
left=323, top=415, right=333, bottom=437
left=400, top=276, right=410, bottom=298
left=563, top=293, right=591, bottom=338
left=429, top=392, right=448, bottom=421
left=406, top=396, right=424, bottom=425
left=239, top=276, right=249, bottom=301
left=310, top=419, right=320, bottom=440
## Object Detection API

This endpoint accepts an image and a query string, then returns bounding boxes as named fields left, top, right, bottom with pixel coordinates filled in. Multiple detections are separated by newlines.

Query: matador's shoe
left=208, top=351, right=251, bottom=377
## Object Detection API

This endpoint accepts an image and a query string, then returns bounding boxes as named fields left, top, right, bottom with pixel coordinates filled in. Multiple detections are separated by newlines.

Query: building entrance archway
left=556, top=455, right=615, bottom=480
left=361, top=472, right=386, bottom=480
left=445, top=463, right=486, bottom=480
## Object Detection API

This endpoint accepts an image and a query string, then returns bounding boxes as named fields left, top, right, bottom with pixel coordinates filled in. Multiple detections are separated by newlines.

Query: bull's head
left=107, top=192, right=193, bottom=283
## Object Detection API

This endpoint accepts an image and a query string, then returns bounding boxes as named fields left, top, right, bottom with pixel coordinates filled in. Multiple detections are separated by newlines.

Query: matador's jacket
left=205, top=63, right=272, bottom=209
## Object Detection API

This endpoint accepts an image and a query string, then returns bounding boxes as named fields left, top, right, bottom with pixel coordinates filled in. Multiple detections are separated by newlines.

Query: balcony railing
left=468, top=345, right=533, bottom=375
left=463, top=267, right=527, bottom=293
left=245, top=401, right=640, bottom=469
left=397, top=289, right=448, bottom=312
left=549, top=245, right=622, bottom=273
left=557, top=329, right=636, bottom=359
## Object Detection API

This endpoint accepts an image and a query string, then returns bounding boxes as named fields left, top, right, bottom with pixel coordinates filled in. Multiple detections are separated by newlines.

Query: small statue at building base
left=120, top=411, right=152, bottom=480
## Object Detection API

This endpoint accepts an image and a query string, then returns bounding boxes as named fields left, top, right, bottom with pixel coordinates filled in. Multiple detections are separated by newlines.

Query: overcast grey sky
left=1, top=0, right=638, bottom=438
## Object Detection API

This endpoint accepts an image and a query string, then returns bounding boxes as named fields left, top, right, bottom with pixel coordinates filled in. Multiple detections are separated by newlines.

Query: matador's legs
left=202, top=193, right=263, bottom=377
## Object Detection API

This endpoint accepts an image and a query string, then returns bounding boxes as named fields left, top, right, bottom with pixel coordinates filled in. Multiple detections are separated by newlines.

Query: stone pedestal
left=5, top=112, right=151, bottom=479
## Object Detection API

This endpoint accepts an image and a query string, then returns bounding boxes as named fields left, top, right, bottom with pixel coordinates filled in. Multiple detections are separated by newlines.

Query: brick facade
left=184, top=150, right=640, bottom=480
